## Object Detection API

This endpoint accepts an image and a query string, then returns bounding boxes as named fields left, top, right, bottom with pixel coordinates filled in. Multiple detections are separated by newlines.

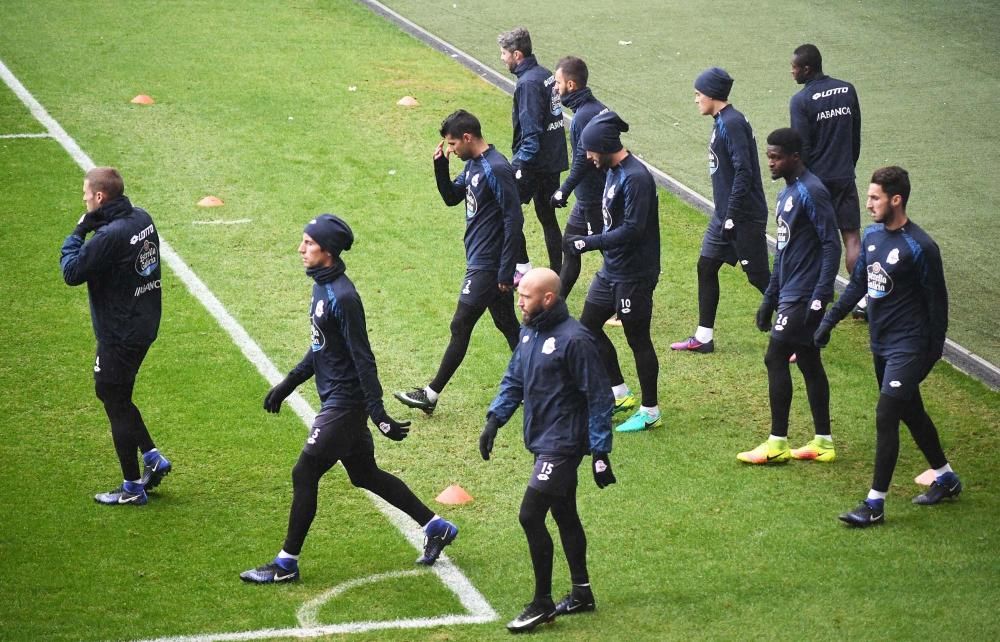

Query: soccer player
left=241, top=214, right=458, bottom=583
left=498, top=27, right=569, bottom=281
left=813, top=167, right=962, bottom=527
left=789, top=44, right=865, bottom=317
left=565, top=111, right=662, bottom=433
left=60, top=167, right=172, bottom=506
left=549, top=55, right=609, bottom=298
left=479, top=268, right=615, bottom=633
left=737, top=129, right=841, bottom=464
left=671, top=67, right=770, bottom=354
left=395, top=110, right=522, bottom=414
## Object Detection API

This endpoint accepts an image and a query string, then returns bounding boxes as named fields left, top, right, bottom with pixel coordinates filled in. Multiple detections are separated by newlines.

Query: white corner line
left=0, top=132, right=51, bottom=138
left=0, top=56, right=496, bottom=639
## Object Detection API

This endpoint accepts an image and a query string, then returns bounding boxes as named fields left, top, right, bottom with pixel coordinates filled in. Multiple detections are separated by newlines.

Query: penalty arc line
left=0, top=58, right=497, bottom=639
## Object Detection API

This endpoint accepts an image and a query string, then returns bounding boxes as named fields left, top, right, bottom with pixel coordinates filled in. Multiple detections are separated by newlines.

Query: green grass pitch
left=1, top=1, right=998, bottom=640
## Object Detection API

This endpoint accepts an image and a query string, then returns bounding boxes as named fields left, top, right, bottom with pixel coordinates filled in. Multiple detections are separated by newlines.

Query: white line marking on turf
left=297, top=569, right=425, bottom=626
left=0, top=132, right=51, bottom=138
left=0, top=57, right=496, bottom=638
left=192, top=218, right=252, bottom=225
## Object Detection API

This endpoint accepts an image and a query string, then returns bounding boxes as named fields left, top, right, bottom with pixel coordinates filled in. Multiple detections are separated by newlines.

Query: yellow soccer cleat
left=737, top=439, right=791, bottom=464
left=791, top=437, right=836, bottom=462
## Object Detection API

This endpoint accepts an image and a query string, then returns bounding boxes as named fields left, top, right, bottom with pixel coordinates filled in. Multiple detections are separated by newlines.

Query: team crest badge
left=542, top=337, right=556, bottom=354
left=887, top=248, right=900, bottom=265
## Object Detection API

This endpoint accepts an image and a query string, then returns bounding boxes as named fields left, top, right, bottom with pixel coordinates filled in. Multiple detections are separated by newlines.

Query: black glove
left=372, top=410, right=410, bottom=441
left=722, top=217, right=737, bottom=242
left=813, top=319, right=834, bottom=348
left=263, top=375, right=300, bottom=413
left=550, top=189, right=568, bottom=209
left=564, top=234, right=589, bottom=256
left=73, top=210, right=107, bottom=238
left=592, top=453, right=616, bottom=488
left=755, top=298, right=776, bottom=332
left=479, top=415, right=500, bottom=460
left=806, top=299, right=826, bottom=328
left=513, top=166, right=533, bottom=205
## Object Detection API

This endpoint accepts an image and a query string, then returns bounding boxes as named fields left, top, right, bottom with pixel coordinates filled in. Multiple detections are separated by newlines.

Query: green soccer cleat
left=612, top=393, right=637, bottom=418
left=737, top=439, right=791, bottom=464
left=791, top=437, right=836, bottom=462
left=615, top=408, right=662, bottom=433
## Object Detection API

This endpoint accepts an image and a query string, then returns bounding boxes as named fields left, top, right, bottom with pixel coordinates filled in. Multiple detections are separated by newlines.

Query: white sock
left=612, top=384, right=630, bottom=399
left=767, top=435, right=788, bottom=444
left=856, top=296, right=868, bottom=309
left=516, top=262, right=531, bottom=274
left=640, top=405, right=659, bottom=417
left=424, top=386, right=439, bottom=402
left=694, top=326, right=714, bottom=343
left=867, top=489, right=887, bottom=501
left=277, top=550, right=299, bottom=561
left=815, top=434, right=833, bottom=443
left=934, top=463, right=954, bottom=476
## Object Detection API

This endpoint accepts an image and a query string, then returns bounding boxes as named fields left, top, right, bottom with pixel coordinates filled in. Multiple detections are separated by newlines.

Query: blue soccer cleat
left=416, top=517, right=458, bottom=565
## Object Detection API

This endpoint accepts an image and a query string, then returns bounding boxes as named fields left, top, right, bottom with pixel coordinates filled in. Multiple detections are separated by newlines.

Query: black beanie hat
left=694, top=67, right=734, bottom=101
left=580, top=111, right=630, bottom=154
left=305, top=214, right=354, bottom=256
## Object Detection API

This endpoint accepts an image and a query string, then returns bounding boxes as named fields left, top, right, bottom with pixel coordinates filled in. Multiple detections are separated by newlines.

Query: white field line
left=0, top=132, right=50, bottom=138
left=192, top=218, right=252, bottom=225
left=0, top=57, right=496, bottom=638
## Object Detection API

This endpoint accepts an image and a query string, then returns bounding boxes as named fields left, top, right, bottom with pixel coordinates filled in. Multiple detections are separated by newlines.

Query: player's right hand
left=813, top=320, right=834, bottom=348
left=550, top=189, right=568, bottom=208
left=263, top=376, right=297, bottom=413
left=592, top=453, right=616, bottom=488
left=73, top=210, right=107, bottom=237
left=755, top=298, right=776, bottom=332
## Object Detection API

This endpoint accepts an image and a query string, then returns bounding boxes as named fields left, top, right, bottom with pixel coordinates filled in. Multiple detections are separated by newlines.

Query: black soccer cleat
left=416, top=518, right=458, bottom=566
left=394, top=388, right=437, bottom=415
left=140, top=453, right=172, bottom=491
left=94, top=483, right=147, bottom=506
left=838, top=500, right=884, bottom=527
left=554, top=588, right=595, bottom=616
left=913, top=473, right=962, bottom=505
left=507, top=598, right=557, bottom=633
left=239, top=561, right=300, bottom=584
left=851, top=305, right=868, bottom=321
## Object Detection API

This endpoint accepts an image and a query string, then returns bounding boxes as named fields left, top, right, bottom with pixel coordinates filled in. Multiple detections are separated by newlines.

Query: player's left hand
left=722, top=218, right=737, bottom=242
left=479, top=415, right=500, bottom=460
left=433, top=141, right=450, bottom=161
left=498, top=283, right=512, bottom=294
left=592, top=453, right=616, bottom=488
left=806, top=299, right=826, bottom=327
left=372, top=411, right=410, bottom=441
left=73, top=210, right=107, bottom=238
left=550, top=189, right=568, bottom=208
left=564, top=234, right=589, bottom=256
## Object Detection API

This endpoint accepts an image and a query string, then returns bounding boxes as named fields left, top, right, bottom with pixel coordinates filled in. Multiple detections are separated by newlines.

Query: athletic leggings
left=764, top=339, right=830, bottom=438
left=518, top=485, right=588, bottom=601
left=429, top=298, right=519, bottom=393
left=95, top=380, right=155, bottom=481
left=697, top=255, right=769, bottom=328
left=517, top=174, right=563, bottom=273
left=283, top=450, right=434, bottom=556
left=871, top=387, right=947, bottom=493
left=580, top=301, right=659, bottom=408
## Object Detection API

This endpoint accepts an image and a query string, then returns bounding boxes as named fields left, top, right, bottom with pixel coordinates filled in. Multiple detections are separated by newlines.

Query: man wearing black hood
left=565, top=111, right=662, bottom=435
left=480, top=268, right=615, bottom=633
left=61, top=167, right=172, bottom=506
left=550, top=55, right=609, bottom=298
left=499, top=27, right=569, bottom=280
left=241, top=214, right=458, bottom=583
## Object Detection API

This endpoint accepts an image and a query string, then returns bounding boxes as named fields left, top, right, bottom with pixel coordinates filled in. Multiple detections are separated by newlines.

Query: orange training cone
left=914, top=468, right=936, bottom=486
left=435, top=484, right=473, bottom=505
left=397, top=95, right=419, bottom=107
left=197, top=196, right=225, bottom=207
left=131, top=94, right=155, bottom=105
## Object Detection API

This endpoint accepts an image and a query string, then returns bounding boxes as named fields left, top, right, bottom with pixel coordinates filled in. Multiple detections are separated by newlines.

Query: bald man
left=480, top=268, right=616, bottom=632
